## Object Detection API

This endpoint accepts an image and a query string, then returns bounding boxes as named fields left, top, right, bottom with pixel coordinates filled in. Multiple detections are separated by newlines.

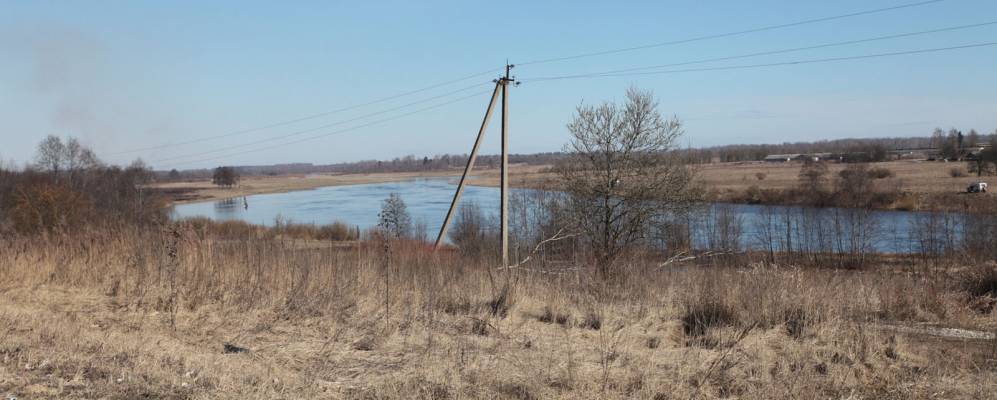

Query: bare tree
left=939, top=128, right=961, bottom=161
left=558, top=87, right=696, bottom=276
left=64, top=138, right=100, bottom=174
left=35, top=135, right=65, bottom=175
left=969, top=136, right=997, bottom=177
left=377, top=193, right=412, bottom=239
left=34, top=135, right=101, bottom=174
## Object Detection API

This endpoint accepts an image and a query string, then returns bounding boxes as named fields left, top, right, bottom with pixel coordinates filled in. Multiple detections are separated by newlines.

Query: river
left=171, top=178, right=968, bottom=254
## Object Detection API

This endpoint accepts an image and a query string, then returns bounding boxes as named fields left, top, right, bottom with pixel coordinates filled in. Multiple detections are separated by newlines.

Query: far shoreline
left=154, top=170, right=463, bottom=206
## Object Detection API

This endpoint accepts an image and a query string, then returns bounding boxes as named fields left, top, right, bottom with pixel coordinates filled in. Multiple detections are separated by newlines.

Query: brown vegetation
left=151, top=169, right=470, bottom=205
left=2, top=131, right=995, bottom=397
left=3, top=130, right=997, bottom=398
left=1, top=225, right=995, bottom=398
left=0, top=146, right=165, bottom=235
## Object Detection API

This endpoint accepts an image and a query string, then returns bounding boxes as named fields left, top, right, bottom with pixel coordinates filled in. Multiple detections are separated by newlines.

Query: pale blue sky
left=2, top=0, right=996, bottom=169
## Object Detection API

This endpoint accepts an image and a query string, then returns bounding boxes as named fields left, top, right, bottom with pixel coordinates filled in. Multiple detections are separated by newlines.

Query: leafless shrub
left=701, top=205, right=743, bottom=257
left=448, top=201, right=496, bottom=258
left=649, top=211, right=693, bottom=257
left=798, top=159, right=829, bottom=200
left=538, top=305, right=571, bottom=327
left=8, top=181, right=93, bottom=234
left=868, top=166, right=895, bottom=179
left=317, top=222, right=358, bottom=241
left=912, top=212, right=961, bottom=263
left=579, top=311, right=602, bottom=330
left=962, top=214, right=997, bottom=261
left=960, top=265, right=997, bottom=313
left=681, top=301, right=738, bottom=340
left=836, top=164, right=876, bottom=207
left=782, top=307, right=822, bottom=339
left=751, top=205, right=785, bottom=264
left=949, top=167, right=967, bottom=178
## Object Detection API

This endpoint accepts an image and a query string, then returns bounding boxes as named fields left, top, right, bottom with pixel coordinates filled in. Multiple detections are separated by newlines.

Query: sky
left=1, top=0, right=996, bottom=170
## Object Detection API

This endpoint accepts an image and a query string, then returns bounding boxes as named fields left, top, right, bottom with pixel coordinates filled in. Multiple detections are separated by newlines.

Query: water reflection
left=213, top=198, right=241, bottom=219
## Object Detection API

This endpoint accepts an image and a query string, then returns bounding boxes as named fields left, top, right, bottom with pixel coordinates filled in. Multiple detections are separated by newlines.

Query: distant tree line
left=159, top=129, right=997, bottom=178
left=678, top=129, right=995, bottom=164
left=0, top=136, right=164, bottom=235
left=162, top=153, right=568, bottom=180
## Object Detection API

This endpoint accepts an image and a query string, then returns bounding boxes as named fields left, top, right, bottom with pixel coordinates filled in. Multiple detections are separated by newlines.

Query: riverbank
left=153, top=164, right=554, bottom=205
left=154, top=170, right=462, bottom=205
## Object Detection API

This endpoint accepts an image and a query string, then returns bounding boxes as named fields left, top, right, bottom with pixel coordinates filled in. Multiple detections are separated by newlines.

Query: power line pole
left=434, top=64, right=516, bottom=266
left=433, top=82, right=502, bottom=250
left=499, top=64, right=516, bottom=267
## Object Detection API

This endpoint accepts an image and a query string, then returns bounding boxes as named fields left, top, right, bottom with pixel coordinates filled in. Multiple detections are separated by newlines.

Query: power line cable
left=162, top=41, right=997, bottom=167
left=115, top=1, right=947, bottom=158
left=522, top=41, right=997, bottom=82
left=540, top=20, right=997, bottom=77
left=111, top=67, right=501, bottom=155
left=154, top=81, right=491, bottom=163
left=516, top=0, right=949, bottom=66
left=117, top=0, right=948, bottom=159
left=159, top=89, right=494, bottom=168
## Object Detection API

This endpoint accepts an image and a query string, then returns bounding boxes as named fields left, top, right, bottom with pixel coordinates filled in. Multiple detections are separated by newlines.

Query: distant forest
left=682, top=128, right=996, bottom=164
left=162, top=129, right=996, bottom=179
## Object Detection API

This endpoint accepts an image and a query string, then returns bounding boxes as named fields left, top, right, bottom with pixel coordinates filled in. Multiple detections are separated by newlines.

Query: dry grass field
left=696, top=160, right=985, bottom=195
left=154, top=170, right=462, bottom=204
left=698, top=160, right=996, bottom=213
left=2, top=225, right=995, bottom=399
left=152, top=165, right=554, bottom=205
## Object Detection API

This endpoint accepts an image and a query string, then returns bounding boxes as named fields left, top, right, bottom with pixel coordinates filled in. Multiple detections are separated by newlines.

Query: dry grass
left=696, top=160, right=987, bottom=194
left=153, top=170, right=465, bottom=205
left=1, top=226, right=996, bottom=398
left=153, top=164, right=553, bottom=206
left=698, top=160, right=997, bottom=212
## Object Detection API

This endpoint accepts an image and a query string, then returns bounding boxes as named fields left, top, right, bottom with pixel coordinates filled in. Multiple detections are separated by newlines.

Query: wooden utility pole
left=434, top=81, right=502, bottom=249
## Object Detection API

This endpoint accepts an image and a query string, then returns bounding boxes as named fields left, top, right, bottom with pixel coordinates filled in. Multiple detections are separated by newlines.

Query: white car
left=967, top=182, right=988, bottom=193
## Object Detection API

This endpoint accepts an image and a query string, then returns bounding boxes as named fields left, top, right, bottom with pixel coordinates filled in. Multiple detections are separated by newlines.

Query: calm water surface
left=171, top=178, right=504, bottom=236
left=171, top=178, right=965, bottom=253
